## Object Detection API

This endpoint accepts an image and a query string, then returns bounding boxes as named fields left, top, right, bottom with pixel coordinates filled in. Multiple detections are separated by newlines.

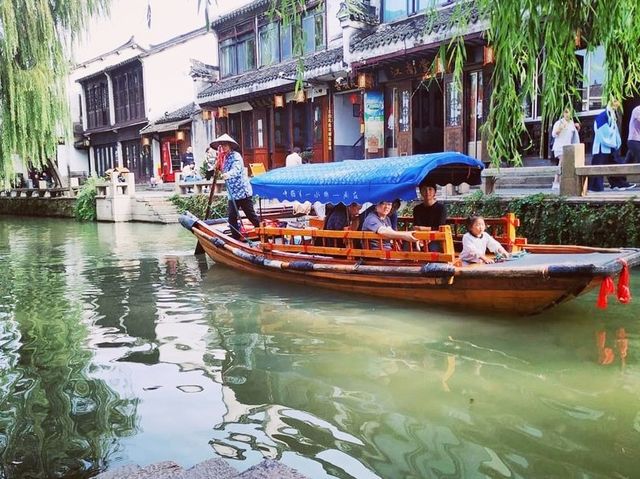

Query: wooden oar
left=195, top=147, right=224, bottom=255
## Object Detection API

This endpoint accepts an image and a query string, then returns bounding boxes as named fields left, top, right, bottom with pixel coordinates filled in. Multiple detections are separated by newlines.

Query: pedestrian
left=181, top=146, right=195, bottom=171
left=625, top=104, right=640, bottom=164
left=550, top=107, right=580, bottom=192
left=204, top=146, right=217, bottom=180
left=589, top=99, right=635, bottom=192
left=210, top=134, right=260, bottom=240
left=285, top=146, right=303, bottom=167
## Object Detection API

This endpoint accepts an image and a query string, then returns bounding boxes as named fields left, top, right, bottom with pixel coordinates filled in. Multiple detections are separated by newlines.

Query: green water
left=1, top=218, right=639, bottom=479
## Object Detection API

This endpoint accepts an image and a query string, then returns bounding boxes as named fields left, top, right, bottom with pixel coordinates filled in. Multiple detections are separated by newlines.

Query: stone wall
left=0, top=198, right=76, bottom=218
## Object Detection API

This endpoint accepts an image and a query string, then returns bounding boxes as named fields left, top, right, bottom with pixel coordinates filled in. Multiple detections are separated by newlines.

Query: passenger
left=359, top=199, right=400, bottom=231
left=325, top=202, right=361, bottom=231
left=319, top=202, right=361, bottom=247
left=362, top=200, right=418, bottom=250
left=412, top=183, right=447, bottom=252
left=460, top=215, right=510, bottom=264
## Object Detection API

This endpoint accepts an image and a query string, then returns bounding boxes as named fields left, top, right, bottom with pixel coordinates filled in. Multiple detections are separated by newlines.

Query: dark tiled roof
left=211, top=0, right=269, bottom=28
left=147, top=26, right=209, bottom=53
left=190, top=59, right=219, bottom=80
left=337, top=1, right=379, bottom=26
left=351, top=3, right=481, bottom=53
left=73, top=36, right=146, bottom=69
left=198, top=48, right=343, bottom=99
left=156, top=103, right=199, bottom=124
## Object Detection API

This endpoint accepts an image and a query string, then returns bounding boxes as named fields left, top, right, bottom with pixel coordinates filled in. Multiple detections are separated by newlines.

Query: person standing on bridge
left=551, top=108, right=580, bottom=193
left=589, top=99, right=635, bottom=192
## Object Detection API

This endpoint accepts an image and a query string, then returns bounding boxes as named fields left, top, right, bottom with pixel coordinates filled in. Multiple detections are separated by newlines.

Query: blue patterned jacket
left=222, top=151, right=253, bottom=200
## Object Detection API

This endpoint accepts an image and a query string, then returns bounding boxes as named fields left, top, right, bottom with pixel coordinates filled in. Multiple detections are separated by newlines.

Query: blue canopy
left=251, top=152, right=484, bottom=204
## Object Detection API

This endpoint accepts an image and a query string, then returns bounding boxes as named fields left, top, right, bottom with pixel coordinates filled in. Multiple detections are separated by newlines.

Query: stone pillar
left=560, top=143, right=585, bottom=196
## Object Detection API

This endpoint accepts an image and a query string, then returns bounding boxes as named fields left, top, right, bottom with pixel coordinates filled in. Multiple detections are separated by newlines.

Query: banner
left=364, top=91, right=384, bottom=155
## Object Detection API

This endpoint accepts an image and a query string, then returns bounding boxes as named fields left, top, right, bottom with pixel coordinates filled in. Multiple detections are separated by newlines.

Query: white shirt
left=552, top=118, right=579, bottom=157
left=460, top=232, right=503, bottom=263
left=628, top=106, right=640, bottom=142
left=285, top=152, right=303, bottom=167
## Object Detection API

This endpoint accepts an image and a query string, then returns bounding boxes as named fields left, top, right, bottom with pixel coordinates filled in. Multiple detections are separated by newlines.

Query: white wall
left=334, top=93, right=361, bottom=145
left=326, top=0, right=344, bottom=49
left=143, top=32, right=216, bottom=122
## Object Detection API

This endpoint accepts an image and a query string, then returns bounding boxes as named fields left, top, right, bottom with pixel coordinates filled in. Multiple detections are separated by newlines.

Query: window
left=383, top=0, right=408, bottom=22
left=259, top=22, right=279, bottom=67
left=84, top=78, right=110, bottom=129
left=237, top=33, right=256, bottom=73
left=383, top=0, right=450, bottom=22
left=219, top=29, right=256, bottom=77
left=111, top=64, right=145, bottom=123
left=94, top=144, right=117, bottom=176
left=302, top=6, right=325, bottom=54
left=281, top=23, right=293, bottom=60
left=220, top=38, right=236, bottom=76
left=577, top=46, right=605, bottom=112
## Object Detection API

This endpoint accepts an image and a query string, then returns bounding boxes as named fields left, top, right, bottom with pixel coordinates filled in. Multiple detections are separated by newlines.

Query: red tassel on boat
left=617, top=259, right=631, bottom=304
left=597, top=276, right=615, bottom=309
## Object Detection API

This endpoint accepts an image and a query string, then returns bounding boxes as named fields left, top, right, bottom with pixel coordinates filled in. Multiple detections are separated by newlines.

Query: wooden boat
left=180, top=153, right=640, bottom=315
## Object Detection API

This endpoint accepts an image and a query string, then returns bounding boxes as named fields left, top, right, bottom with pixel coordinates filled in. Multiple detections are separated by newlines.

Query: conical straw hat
left=210, top=133, right=239, bottom=149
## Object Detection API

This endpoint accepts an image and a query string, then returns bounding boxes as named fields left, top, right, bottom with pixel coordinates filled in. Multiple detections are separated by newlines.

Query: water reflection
left=1, top=218, right=639, bottom=478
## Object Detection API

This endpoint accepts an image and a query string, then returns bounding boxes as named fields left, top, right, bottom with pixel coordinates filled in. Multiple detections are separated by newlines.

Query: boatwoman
left=210, top=134, right=260, bottom=240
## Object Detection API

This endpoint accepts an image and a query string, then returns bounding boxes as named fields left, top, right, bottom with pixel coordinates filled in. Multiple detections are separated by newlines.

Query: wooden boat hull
left=182, top=216, right=640, bottom=316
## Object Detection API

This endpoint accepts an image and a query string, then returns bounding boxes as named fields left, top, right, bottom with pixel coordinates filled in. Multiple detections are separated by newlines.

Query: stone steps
left=133, top=197, right=180, bottom=224
left=94, top=458, right=309, bottom=479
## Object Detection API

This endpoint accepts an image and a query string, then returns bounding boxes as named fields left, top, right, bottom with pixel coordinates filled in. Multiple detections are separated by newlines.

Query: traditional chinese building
left=196, top=0, right=355, bottom=170
left=63, top=28, right=215, bottom=183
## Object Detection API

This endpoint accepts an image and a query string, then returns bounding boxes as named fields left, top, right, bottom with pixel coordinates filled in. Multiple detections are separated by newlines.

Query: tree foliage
left=275, top=0, right=640, bottom=165
left=0, top=0, right=108, bottom=186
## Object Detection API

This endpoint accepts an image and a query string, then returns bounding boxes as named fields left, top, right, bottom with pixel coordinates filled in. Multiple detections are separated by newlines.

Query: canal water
left=1, top=218, right=639, bottom=479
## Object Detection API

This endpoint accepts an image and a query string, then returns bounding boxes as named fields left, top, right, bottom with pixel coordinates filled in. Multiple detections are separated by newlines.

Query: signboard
left=364, top=91, right=384, bottom=155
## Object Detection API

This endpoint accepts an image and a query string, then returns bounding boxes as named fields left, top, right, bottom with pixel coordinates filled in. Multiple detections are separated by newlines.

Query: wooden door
left=271, top=106, right=288, bottom=168
left=443, top=73, right=464, bottom=153
left=312, top=96, right=328, bottom=162
left=395, top=81, right=413, bottom=156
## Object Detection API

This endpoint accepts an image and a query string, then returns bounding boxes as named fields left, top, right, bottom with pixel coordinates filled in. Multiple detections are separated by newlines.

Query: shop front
left=353, top=43, right=492, bottom=160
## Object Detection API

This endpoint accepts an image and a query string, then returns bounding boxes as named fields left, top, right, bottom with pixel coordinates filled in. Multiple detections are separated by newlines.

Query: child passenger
left=460, top=215, right=510, bottom=264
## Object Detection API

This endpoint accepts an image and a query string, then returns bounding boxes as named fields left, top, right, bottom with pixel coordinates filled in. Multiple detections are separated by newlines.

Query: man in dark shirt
left=412, top=183, right=447, bottom=252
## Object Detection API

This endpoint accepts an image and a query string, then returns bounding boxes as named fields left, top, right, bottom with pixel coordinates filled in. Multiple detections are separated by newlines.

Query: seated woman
left=460, top=215, right=510, bottom=264
left=320, top=202, right=361, bottom=247
left=181, top=164, right=202, bottom=182
left=412, top=183, right=447, bottom=252
left=361, top=200, right=418, bottom=250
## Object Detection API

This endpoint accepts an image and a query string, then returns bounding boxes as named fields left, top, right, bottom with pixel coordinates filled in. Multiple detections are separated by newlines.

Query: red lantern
left=349, top=93, right=360, bottom=105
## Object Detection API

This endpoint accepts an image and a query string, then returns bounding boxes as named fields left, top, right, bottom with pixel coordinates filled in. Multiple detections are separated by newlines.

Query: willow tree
left=0, top=0, right=108, bottom=186
left=275, top=0, right=640, bottom=165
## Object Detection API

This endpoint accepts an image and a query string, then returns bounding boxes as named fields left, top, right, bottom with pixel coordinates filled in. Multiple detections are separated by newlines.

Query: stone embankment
left=95, top=458, right=309, bottom=479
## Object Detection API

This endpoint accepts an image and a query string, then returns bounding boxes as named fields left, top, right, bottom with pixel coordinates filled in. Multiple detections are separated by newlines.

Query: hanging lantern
left=435, top=55, right=445, bottom=75
left=483, top=46, right=495, bottom=65
left=274, top=94, right=285, bottom=108
left=217, top=106, right=228, bottom=118
left=574, top=28, right=582, bottom=47
left=202, top=110, right=212, bottom=121
left=176, top=131, right=186, bottom=142
left=357, top=72, right=373, bottom=89
left=349, top=93, right=360, bottom=105
left=294, top=89, right=306, bottom=103
left=141, top=137, right=150, bottom=146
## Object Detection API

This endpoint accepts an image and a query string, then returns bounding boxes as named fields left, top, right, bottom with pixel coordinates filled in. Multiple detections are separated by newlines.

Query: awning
left=140, top=119, right=191, bottom=135
left=251, top=152, right=484, bottom=204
